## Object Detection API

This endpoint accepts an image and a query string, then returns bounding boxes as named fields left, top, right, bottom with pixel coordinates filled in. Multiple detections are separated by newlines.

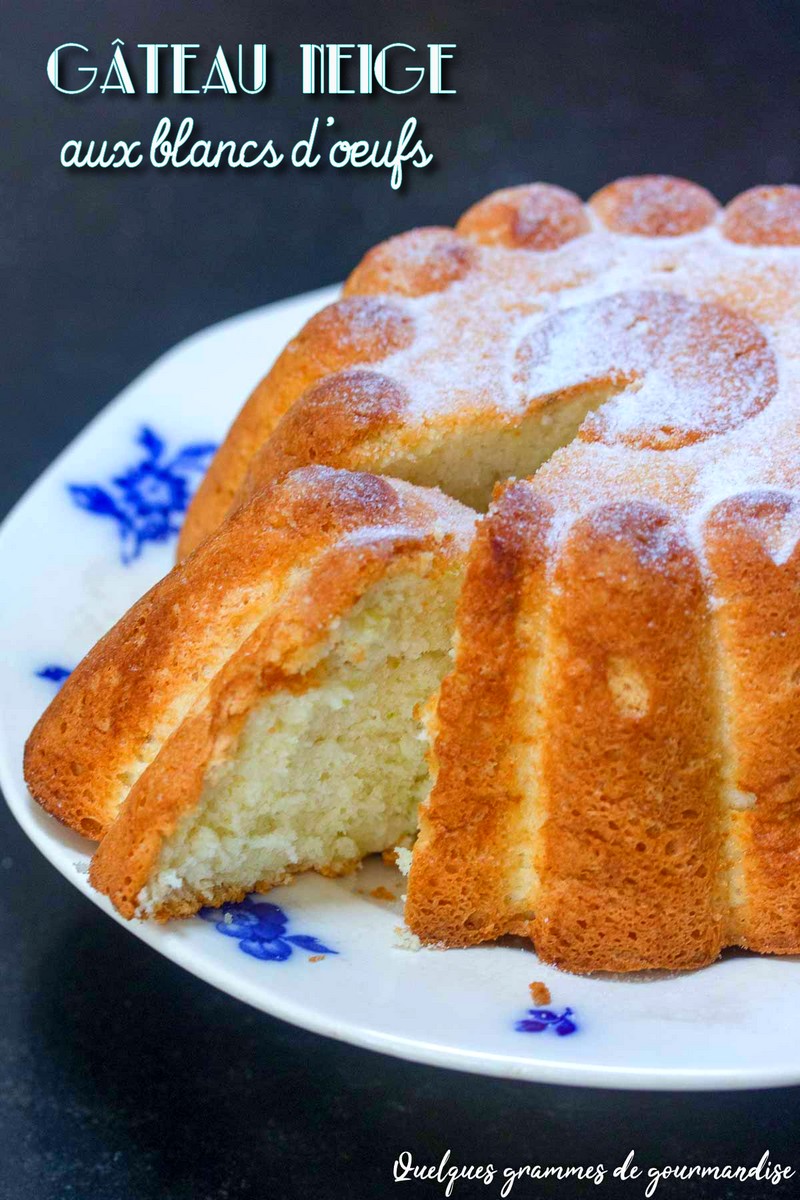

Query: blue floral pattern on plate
left=199, top=897, right=337, bottom=962
left=68, top=426, right=216, bottom=563
left=36, top=665, right=72, bottom=685
left=516, top=1007, right=577, bottom=1036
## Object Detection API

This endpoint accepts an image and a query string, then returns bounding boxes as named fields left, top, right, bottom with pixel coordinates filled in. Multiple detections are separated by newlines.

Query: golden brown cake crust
left=589, top=175, right=720, bottom=236
left=721, top=185, right=800, bottom=245
left=25, top=467, right=473, bottom=843
left=456, top=184, right=591, bottom=250
left=404, top=481, right=552, bottom=948
left=176, top=297, right=415, bottom=557
left=705, top=491, right=800, bottom=954
left=407, top=487, right=731, bottom=973
left=234, top=369, right=410, bottom=509
left=528, top=501, right=727, bottom=972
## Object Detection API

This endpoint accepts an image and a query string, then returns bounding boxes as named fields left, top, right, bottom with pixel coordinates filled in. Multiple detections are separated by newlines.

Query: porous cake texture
left=26, top=467, right=473, bottom=917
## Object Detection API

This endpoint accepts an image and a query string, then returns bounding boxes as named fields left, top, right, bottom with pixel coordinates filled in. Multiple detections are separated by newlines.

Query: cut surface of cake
left=25, top=467, right=473, bottom=918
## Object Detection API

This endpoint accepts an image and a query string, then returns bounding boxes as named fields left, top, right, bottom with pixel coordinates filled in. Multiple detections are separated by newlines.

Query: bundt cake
left=25, top=175, right=800, bottom=973
left=25, top=467, right=473, bottom=917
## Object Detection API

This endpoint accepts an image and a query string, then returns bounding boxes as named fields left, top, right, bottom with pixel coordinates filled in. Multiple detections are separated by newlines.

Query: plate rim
left=3, top=286, right=800, bottom=1093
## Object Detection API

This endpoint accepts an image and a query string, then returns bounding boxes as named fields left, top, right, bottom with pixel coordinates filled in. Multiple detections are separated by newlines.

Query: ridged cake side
left=178, top=297, right=415, bottom=555
left=407, top=481, right=735, bottom=972
left=407, top=476, right=800, bottom=971
left=405, top=481, right=551, bottom=949
left=704, top=491, right=800, bottom=954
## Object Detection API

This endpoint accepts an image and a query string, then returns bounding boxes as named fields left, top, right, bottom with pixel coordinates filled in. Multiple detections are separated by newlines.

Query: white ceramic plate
left=3, top=285, right=800, bottom=1092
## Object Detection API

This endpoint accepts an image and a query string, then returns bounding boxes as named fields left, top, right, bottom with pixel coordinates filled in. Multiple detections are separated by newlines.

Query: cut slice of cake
left=24, top=467, right=474, bottom=918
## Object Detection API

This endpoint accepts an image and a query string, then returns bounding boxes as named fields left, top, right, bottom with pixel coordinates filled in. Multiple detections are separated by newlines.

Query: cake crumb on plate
left=393, top=925, right=423, bottom=951
left=529, top=981, right=551, bottom=1005
left=371, top=886, right=396, bottom=901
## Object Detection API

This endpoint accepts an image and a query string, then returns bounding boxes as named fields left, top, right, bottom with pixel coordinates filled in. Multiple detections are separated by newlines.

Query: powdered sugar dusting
left=590, top=176, right=719, bottom=237
left=338, top=185, right=800, bottom=583
left=514, top=289, right=777, bottom=449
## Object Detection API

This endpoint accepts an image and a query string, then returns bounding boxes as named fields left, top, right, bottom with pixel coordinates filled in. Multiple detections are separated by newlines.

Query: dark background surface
left=3, top=1, right=800, bottom=1196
